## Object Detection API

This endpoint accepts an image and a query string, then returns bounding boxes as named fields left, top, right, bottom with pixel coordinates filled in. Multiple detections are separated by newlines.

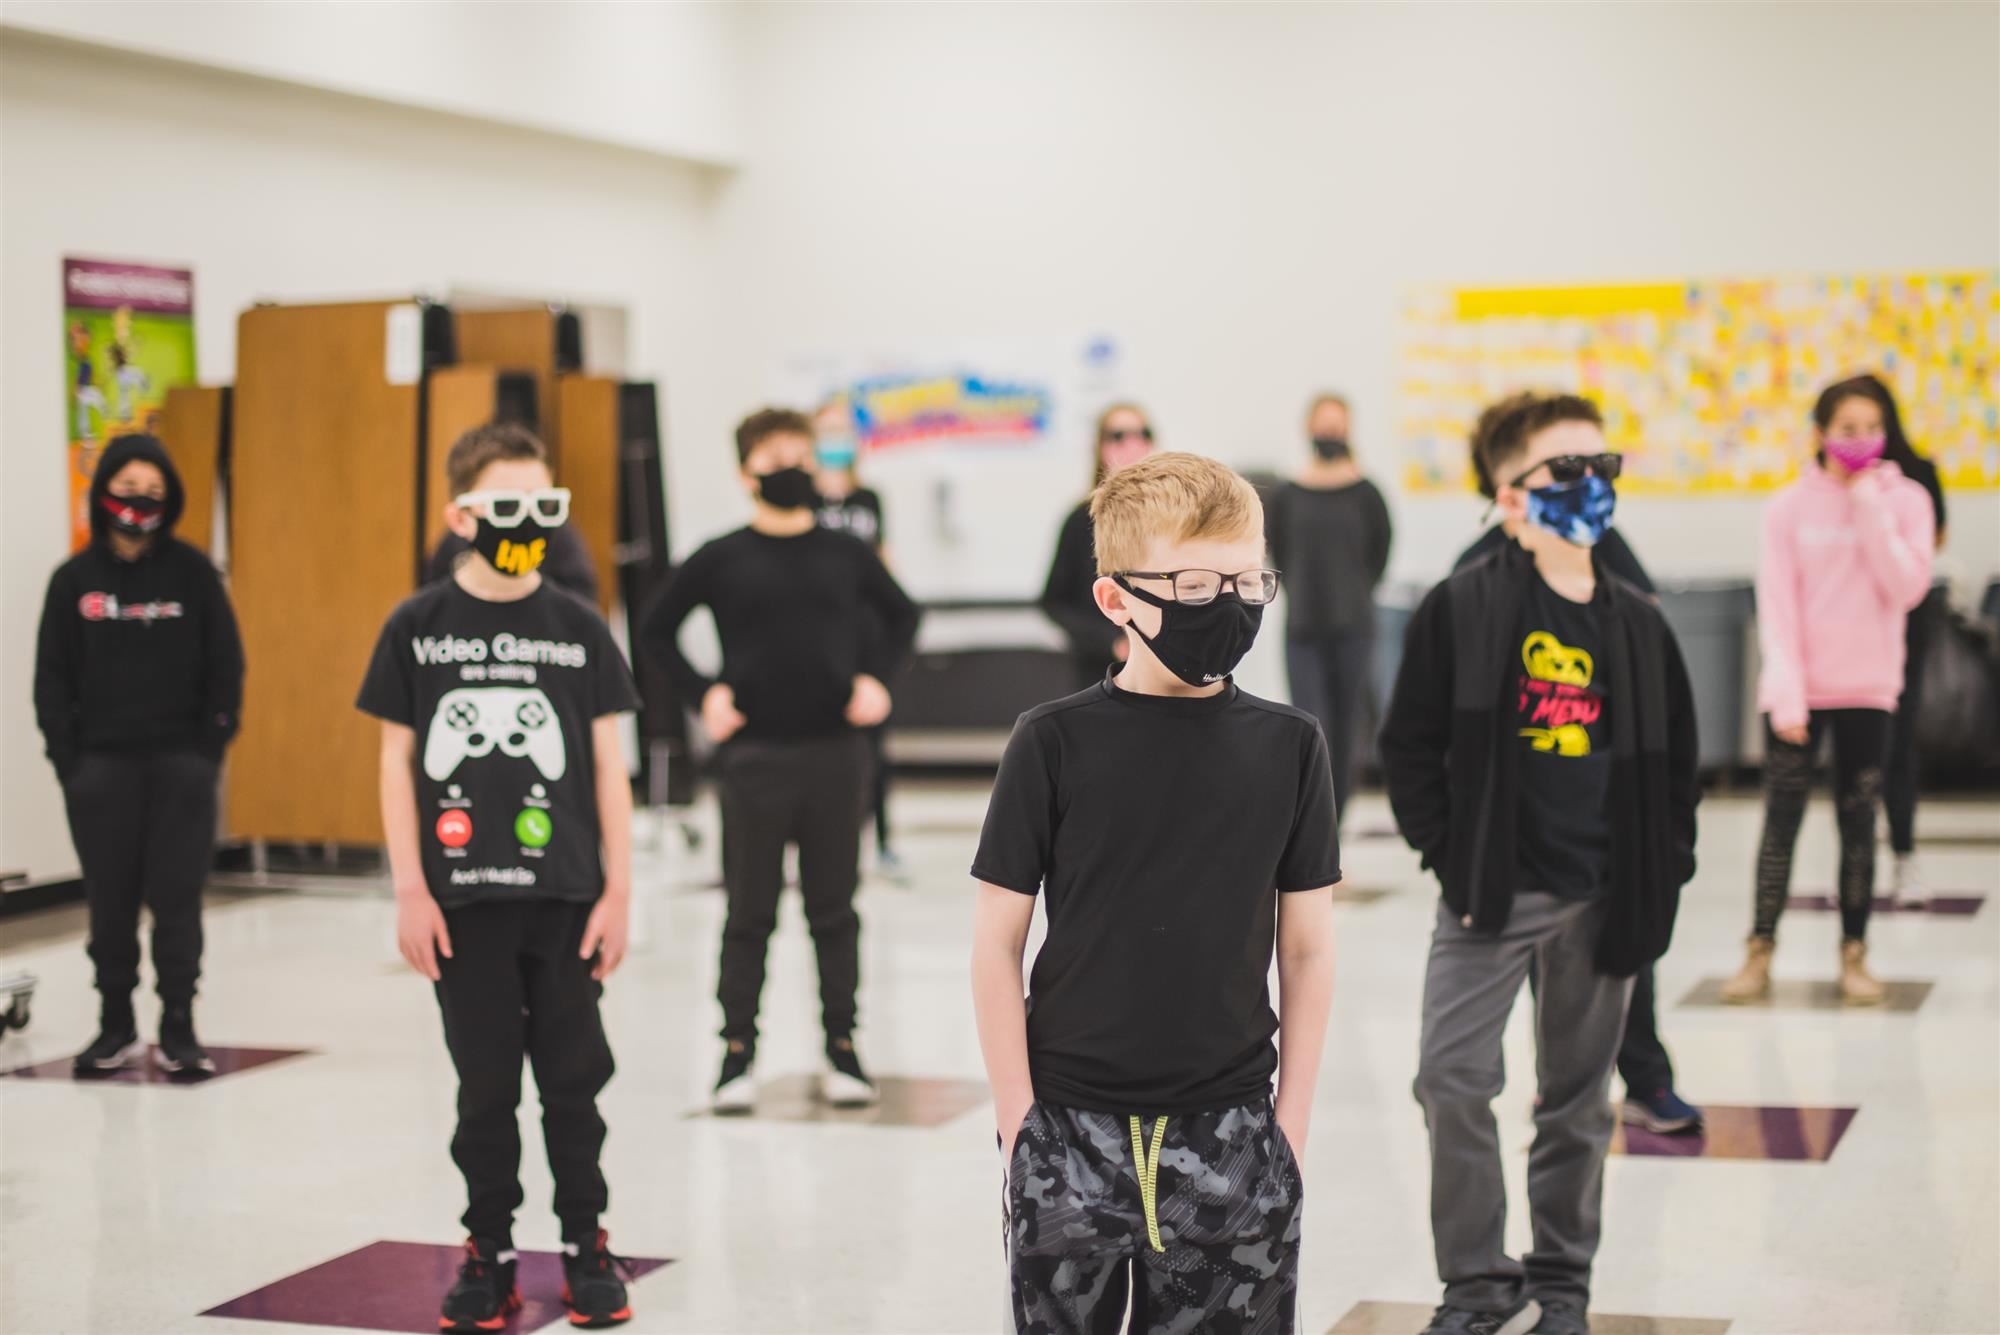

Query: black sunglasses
left=1506, top=452, right=1623, bottom=490
left=1101, top=425, right=1155, bottom=444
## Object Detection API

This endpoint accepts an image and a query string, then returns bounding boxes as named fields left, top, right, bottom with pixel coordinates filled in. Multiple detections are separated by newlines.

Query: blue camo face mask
left=816, top=437, right=859, bottom=471
left=1525, top=473, right=1616, bottom=548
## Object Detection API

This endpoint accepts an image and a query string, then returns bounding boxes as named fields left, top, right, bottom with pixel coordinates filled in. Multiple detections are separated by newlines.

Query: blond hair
left=1089, top=452, right=1262, bottom=575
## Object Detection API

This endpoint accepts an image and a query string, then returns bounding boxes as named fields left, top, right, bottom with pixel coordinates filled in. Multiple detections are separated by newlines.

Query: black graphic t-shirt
left=355, top=580, right=641, bottom=908
left=818, top=487, right=884, bottom=550
left=1513, top=574, right=1613, bottom=899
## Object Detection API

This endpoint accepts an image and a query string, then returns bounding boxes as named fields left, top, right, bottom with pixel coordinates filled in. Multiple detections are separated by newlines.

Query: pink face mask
left=1825, top=434, right=1886, bottom=472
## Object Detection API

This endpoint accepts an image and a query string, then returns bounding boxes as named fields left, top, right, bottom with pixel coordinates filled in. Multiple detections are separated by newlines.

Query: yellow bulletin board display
left=1397, top=272, right=1998, bottom=495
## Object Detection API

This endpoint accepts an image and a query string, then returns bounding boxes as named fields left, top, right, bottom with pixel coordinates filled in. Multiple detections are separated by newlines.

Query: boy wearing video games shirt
left=356, top=423, right=642, bottom=1333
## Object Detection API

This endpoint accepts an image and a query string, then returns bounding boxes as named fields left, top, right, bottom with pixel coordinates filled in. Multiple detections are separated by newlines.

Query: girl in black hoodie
left=33, top=434, right=244, bottom=1077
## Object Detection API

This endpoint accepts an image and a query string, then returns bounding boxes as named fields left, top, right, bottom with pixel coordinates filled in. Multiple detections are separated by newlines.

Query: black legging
left=1884, top=588, right=1941, bottom=856
left=1753, top=710, right=1892, bottom=943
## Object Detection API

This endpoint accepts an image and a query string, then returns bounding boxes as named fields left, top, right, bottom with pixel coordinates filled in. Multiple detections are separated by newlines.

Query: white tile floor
left=1, top=787, right=1995, bottom=1335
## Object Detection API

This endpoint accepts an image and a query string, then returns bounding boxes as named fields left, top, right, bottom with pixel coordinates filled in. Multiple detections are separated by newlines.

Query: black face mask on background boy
left=1310, top=435, right=1351, bottom=462
left=470, top=515, right=551, bottom=577
left=102, top=493, right=166, bottom=536
left=1114, top=579, right=1264, bottom=687
left=756, top=466, right=820, bottom=511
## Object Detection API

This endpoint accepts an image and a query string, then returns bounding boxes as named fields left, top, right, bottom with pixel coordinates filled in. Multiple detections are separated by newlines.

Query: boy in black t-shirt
left=1381, top=395, right=1699, bottom=1335
left=971, top=453, right=1339, bottom=1333
left=643, top=408, right=920, bottom=1114
left=357, top=424, right=643, bottom=1333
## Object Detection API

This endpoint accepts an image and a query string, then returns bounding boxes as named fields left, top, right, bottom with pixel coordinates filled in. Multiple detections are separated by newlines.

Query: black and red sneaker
left=560, top=1229, right=634, bottom=1328
left=440, top=1237, right=520, bottom=1332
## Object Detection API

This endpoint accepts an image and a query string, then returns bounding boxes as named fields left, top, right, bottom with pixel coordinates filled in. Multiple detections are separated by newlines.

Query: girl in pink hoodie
left=1725, top=377, right=1935, bottom=1005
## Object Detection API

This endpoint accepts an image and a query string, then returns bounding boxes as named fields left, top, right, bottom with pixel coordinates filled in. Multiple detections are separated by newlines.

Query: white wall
left=0, top=32, right=733, bottom=882
left=700, top=1, right=1998, bottom=591
left=0, top=0, right=744, bottom=166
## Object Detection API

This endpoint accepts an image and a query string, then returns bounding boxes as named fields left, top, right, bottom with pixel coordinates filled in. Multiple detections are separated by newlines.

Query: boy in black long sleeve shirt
left=33, top=433, right=245, bottom=1078
left=643, top=408, right=919, bottom=1111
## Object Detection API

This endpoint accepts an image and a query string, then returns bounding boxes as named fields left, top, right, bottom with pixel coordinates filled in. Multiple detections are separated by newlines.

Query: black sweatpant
left=1615, top=965, right=1673, bottom=1097
left=715, top=732, right=871, bottom=1044
left=1754, top=710, right=1892, bottom=943
left=869, top=725, right=893, bottom=854
left=433, top=900, right=614, bottom=1246
left=1285, top=631, right=1374, bottom=823
left=61, top=749, right=218, bottom=1008
left=1885, top=589, right=1941, bottom=856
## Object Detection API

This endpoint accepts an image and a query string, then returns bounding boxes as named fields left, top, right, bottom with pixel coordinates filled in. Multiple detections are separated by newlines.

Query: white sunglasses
left=454, top=487, right=571, bottom=528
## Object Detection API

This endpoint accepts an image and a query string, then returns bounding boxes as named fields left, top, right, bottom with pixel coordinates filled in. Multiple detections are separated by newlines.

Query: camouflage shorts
left=1002, top=1099, right=1303, bottom=1335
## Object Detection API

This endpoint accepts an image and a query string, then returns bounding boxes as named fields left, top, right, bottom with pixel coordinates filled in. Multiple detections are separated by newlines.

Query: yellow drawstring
left=1128, top=1114, right=1169, bottom=1253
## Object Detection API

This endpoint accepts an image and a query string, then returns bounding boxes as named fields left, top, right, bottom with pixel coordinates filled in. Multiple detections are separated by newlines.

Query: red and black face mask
left=101, top=493, right=166, bottom=536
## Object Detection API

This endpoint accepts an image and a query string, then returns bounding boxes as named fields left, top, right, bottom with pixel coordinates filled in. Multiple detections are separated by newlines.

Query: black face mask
left=101, top=492, right=166, bottom=536
left=1115, top=579, right=1264, bottom=687
left=1310, top=435, right=1351, bottom=462
left=756, top=466, right=820, bottom=511
left=470, top=516, right=552, bottom=577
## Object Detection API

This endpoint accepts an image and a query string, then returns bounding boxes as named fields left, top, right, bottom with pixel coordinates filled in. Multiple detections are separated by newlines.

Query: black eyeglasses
left=1102, top=426, right=1155, bottom=444
left=1506, top=452, right=1623, bottom=490
left=1117, top=568, right=1281, bottom=606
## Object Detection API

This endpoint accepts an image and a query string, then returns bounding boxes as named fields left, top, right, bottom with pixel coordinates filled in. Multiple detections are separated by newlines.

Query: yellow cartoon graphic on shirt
left=1518, top=631, right=1601, bottom=757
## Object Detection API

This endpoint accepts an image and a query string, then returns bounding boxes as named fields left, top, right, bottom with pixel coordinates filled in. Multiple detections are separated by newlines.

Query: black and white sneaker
left=712, top=1041, right=756, bottom=1114
left=155, top=1005, right=216, bottom=1077
left=819, top=1035, right=878, bottom=1108
left=440, top=1237, right=519, bottom=1332
left=73, top=1006, right=143, bottom=1076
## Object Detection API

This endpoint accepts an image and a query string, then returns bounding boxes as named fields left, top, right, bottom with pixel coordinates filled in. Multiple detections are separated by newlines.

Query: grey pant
left=1414, top=893, right=1634, bottom=1311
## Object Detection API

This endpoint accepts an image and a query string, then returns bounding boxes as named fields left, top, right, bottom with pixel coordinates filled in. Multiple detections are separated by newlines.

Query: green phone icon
left=515, top=808, right=553, bottom=848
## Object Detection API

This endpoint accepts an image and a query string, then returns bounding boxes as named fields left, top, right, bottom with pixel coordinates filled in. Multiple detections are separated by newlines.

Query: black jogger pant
left=1285, top=631, right=1374, bottom=823
left=1885, top=588, right=1941, bottom=856
left=1615, top=965, right=1674, bottom=1097
left=1754, top=709, right=1892, bottom=943
left=715, top=732, right=871, bottom=1045
left=434, top=900, right=615, bottom=1246
left=61, top=749, right=219, bottom=1007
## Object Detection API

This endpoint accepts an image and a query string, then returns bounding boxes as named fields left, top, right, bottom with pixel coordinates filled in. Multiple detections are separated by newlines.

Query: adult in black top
left=33, top=433, right=245, bottom=1077
left=972, top=672, right=1340, bottom=1112
left=1267, top=394, right=1394, bottom=820
left=427, top=523, right=598, bottom=605
left=1039, top=403, right=1156, bottom=687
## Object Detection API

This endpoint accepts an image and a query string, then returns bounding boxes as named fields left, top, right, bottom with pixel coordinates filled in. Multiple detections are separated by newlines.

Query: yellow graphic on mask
left=1522, top=631, right=1593, bottom=686
left=493, top=537, right=546, bottom=576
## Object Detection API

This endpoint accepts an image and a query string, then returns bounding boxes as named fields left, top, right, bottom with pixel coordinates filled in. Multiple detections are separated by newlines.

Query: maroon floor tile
left=1614, top=1104, right=1857, bottom=1161
left=0, top=1044, right=312, bottom=1085
left=201, top=1239, right=671, bottom=1333
left=1785, top=893, right=1983, bottom=916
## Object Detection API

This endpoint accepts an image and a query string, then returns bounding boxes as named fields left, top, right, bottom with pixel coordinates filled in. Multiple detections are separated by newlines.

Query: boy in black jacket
left=34, top=433, right=244, bottom=1078
left=1381, top=394, right=1698, bottom=1335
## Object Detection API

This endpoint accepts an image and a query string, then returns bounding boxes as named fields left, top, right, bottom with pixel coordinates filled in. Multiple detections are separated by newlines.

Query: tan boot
left=1839, top=939, right=1886, bottom=1005
left=1720, top=936, right=1775, bottom=1003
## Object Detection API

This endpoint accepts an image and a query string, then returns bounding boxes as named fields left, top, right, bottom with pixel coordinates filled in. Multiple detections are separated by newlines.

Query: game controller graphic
left=424, top=687, right=567, bottom=781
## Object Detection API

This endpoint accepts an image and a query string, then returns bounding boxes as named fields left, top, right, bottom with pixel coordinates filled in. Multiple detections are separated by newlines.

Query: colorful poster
left=63, top=258, right=197, bottom=549
left=776, top=337, right=1121, bottom=601
left=1397, top=271, right=1998, bottom=495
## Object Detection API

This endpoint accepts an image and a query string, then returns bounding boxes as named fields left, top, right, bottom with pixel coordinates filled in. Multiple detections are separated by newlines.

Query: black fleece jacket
left=1039, top=502, right=1122, bottom=666
left=33, top=434, right=245, bottom=778
left=1379, top=540, right=1699, bottom=976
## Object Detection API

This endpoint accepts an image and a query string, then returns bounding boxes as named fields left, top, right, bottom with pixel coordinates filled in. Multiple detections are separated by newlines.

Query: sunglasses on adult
left=454, top=487, right=572, bottom=528
left=1505, top=453, right=1623, bottom=490
left=1102, top=426, right=1155, bottom=444
left=1117, top=568, right=1282, bottom=605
